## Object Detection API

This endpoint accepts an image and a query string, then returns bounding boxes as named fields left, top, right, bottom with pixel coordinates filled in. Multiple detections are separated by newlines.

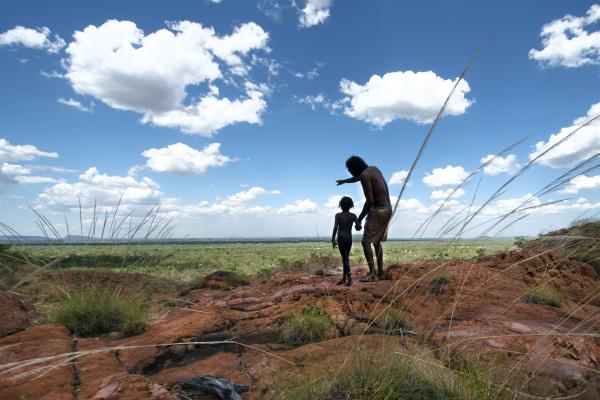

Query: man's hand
left=332, top=241, right=338, bottom=249
left=355, top=223, right=362, bottom=231
left=336, top=179, right=346, bottom=186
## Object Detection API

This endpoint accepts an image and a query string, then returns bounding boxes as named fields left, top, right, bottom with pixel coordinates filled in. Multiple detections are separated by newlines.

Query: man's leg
left=374, top=242, right=384, bottom=279
left=360, top=240, right=376, bottom=281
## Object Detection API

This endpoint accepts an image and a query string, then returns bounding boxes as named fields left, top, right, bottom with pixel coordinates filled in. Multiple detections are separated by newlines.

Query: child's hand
left=332, top=241, right=337, bottom=249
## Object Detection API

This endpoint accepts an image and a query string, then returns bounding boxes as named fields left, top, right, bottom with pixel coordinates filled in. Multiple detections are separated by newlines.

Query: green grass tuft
left=49, top=286, right=149, bottom=337
left=280, top=347, right=504, bottom=400
left=524, top=284, right=565, bottom=308
left=376, top=307, right=411, bottom=334
left=430, top=274, right=450, bottom=295
left=279, top=305, right=335, bottom=346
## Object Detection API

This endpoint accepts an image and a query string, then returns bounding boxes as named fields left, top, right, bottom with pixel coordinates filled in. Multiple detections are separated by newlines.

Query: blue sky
left=1, top=0, right=600, bottom=238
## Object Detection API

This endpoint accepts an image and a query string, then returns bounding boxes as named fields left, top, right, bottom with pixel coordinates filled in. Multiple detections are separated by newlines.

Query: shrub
left=524, top=284, right=565, bottom=308
left=476, top=247, right=487, bottom=258
left=376, top=307, right=411, bottom=334
left=279, top=305, right=335, bottom=346
left=514, top=236, right=527, bottom=248
left=49, top=287, right=149, bottom=337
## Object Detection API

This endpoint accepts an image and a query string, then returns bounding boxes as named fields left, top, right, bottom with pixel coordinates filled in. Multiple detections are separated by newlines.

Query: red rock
left=0, top=289, right=44, bottom=338
left=0, top=324, right=72, bottom=400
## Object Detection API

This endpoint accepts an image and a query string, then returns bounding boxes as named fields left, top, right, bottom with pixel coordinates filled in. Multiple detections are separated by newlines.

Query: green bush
left=279, top=305, right=335, bottom=346
left=524, top=284, right=565, bottom=308
left=50, top=287, right=149, bottom=337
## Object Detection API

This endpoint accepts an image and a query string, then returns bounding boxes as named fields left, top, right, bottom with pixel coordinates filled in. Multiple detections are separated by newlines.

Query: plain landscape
left=1, top=227, right=600, bottom=399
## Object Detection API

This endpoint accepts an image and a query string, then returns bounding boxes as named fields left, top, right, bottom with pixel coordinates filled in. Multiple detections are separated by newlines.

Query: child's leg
left=341, top=242, right=351, bottom=276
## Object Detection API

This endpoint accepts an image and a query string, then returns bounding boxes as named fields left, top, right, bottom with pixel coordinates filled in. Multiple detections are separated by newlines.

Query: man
left=337, top=156, right=392, bottom=282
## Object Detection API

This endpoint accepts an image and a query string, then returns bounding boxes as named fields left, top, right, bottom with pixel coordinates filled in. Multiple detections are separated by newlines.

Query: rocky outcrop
left=0, top=289, right=44, bottom=338
left=1, top=249, right=599, bottom=399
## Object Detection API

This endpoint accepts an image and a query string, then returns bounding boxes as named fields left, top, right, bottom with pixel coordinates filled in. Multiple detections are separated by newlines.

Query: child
left=331, top=196, right=361, bottom=286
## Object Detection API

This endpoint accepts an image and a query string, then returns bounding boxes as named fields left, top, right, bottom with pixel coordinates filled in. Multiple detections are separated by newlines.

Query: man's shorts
left=363, top=206, right=392, bottom=244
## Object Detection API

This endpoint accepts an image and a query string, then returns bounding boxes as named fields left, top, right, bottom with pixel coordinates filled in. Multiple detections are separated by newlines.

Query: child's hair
left=339, top=196, right=354, bottom=212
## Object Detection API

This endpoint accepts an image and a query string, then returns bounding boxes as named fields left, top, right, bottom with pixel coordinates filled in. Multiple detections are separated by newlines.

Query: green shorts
left=363, top=206, right=392, bottom=244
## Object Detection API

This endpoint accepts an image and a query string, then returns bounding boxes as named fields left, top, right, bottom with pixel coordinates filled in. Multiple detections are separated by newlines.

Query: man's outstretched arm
left=336, top=176, right=360, bottom=186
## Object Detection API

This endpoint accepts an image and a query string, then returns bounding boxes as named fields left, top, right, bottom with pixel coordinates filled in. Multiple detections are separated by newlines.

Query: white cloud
left=63, top=20, right=270, bottom=136
left=297, top=93, right=326, bottom=110
left=323, top=194, right=353, bottom=210
left=277, top=198, right=318, bottom=215
left=431, top=188, right=465, bottom=200
left=57, top=98, right=93, bottom=113
left=0, top=138, right=58, bottom=162
left=225, top=186, right=268, bottom=203
left=559, top=175, right=600, bottom=194
left=339, top=70, right=473, bottom=127
left=529, top=5, right=600, bottom=68
left=294, top=67, right=320, bottom=79
left=423, top=165, right=468, bottom=187
left=298, top=0, right=332, bottom=27
left=0, top=26, right=65, bottom=53
left=37, top=167, right=163, bottom=212
left=529, top=102, right=600, bottom=167
left=389, top=170, right=409, bottom=185
left=14, top=176, right=59, bottom=184
left=141, top=143, right=232, bottom=175
left=480, top=154, right=520, bottom=175
left=1, top=163, right=30, bottom=176
left=0, top=162, right=58, bottom=189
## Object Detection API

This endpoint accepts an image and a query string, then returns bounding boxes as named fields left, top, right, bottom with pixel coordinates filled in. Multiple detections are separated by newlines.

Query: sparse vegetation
left=430, top=273, right=450, bottom=295
left=13, top=239, right=513, bottom=281
left=375, top=307, right=411, bottom=334
left=476, top=247, right=486, bottom=258
left=49, top=286, right=149, bottom=337
left=524, top=284, right=565, bottom=308
left=280, top=346, right=504, bottom=400
left=514, top=236, right=527, bottom=248
left=279, top=305, right=335, bottom=346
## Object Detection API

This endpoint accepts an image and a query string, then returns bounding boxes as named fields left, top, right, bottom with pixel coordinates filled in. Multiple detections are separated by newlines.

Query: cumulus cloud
left=14, top=176, right=59, bottom=184
left=559, top=175, right=600, bottom=194
left=529, top=5, right=600, bottom=68
left=37, top=167, right=163, bottom=210
left=529, top=102, right=600, bottom=167
left=431, top=188, right=465, bottom=200
left=63, top=19, right=270, bottom=136
left=57, top=98, right=93, bottom=113
left=225, top=186, right=268, bottom=203
left=141, top=142, right=232, bottom=175
left=480, top=154, right=520, bottom=175
left=0, top=26, right=65, bottom=53
left=277, top=199, right=318, bottom=215
left=423, top=165, right=468, bottom=187
left=389, top=170, right=409, bottom=185
left=323, top=194, right=353, bottom=209
left=339, top=70, right=473, bottom=127
left=0, top=138, right=58, bottom=162
left=0, top=162, right=58, bottom=190
left=298, top=0, right=332, bottom=27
